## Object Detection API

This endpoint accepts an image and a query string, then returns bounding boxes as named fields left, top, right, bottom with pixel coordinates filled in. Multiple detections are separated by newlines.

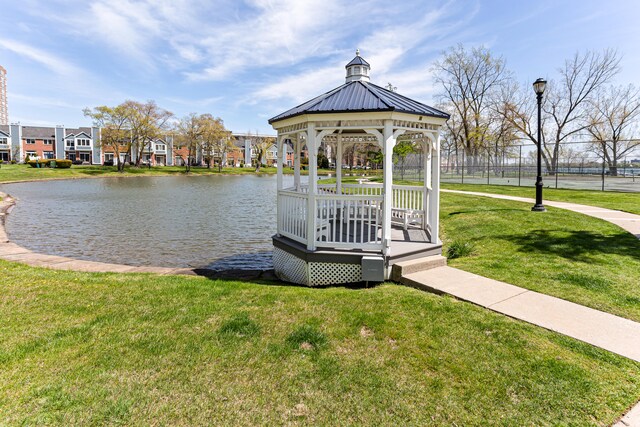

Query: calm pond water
left=2, top=175, right=301, bottom=270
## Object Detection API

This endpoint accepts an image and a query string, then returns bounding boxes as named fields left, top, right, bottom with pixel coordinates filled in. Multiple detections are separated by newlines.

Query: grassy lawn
left=441, top=192, right=640, bottom=321
left=441, top=183, right=640, bottom=215
left=1, top=260, right=639, bottom=425
left=0, top=164, right=339, bottom=184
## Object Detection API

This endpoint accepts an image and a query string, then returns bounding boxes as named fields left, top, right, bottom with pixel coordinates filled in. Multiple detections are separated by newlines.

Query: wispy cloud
left=164, top=96, right=224, bottom=108
left=184, top=0, right=347, bottom=81
left=0, top=38, right=83, bottom=76
left=10, top=93, right=82, bottom=109
left=248, top=2, right=468, bottom=107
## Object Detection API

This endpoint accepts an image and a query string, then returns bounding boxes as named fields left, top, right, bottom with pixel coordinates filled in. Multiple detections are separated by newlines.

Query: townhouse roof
left=22, top=126, right=57, bottom=139
left=65, top=127, right=92, bottom=137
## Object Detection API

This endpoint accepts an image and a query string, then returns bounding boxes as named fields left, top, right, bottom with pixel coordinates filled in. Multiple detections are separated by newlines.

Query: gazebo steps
left=391, top=255, right=447, bottom=282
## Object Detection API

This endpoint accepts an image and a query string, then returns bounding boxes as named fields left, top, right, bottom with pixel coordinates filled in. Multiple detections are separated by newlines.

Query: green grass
left=441, top=192, right=640, bottom=321
left=0, top=164, right=337, bottom=184
left=442, top=183, right=640, bottom=215
left=0, top=260, right=638, bottom=425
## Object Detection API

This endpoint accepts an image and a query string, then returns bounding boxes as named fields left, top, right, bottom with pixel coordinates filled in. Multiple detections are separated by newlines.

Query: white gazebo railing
left=277, top=182, right=433, bottom=251
left=277, top=189, right=308, bottom=244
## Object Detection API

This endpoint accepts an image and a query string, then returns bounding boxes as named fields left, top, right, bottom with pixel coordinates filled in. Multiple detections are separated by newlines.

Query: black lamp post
left=532, top=77, right=547, bottom=212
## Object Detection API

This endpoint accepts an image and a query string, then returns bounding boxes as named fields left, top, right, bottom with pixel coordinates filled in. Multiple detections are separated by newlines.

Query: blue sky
left=1, top=0, right=639, bottom=134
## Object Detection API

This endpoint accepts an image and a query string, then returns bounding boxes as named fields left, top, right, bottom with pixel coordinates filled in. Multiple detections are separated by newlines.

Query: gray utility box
left=361, top=256, right=385, bottom=282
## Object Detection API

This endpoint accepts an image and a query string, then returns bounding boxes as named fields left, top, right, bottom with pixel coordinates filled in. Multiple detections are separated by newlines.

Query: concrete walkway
left=400, top=267, right=640, bottom=362
left=415, top=189, right=640, bottom=361
left=442, top=189, right=640, bottom=239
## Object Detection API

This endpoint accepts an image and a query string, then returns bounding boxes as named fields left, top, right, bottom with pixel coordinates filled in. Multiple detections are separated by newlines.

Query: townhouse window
left=43, top=151, right=55, bottom=159
left=0, top=137, right=7, bottom=144
left=43, top=139, right=53, bottom=145
left=66, top=140, right=74, bottom=147
left=76, top=139, right=91, bottom=146
left=26, top=151, right=37, bottom=157
left=26, top=139, right=36, bottom=144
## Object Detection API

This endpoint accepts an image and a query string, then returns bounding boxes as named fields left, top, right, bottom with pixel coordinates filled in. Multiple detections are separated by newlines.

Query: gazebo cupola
left=345, top=49, right=370, bottom=83
left=269, top=51, right=449, bottom=287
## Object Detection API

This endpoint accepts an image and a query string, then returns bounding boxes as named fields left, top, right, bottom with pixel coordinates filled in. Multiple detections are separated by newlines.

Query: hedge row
left=27, top=159, right=72, bottom=169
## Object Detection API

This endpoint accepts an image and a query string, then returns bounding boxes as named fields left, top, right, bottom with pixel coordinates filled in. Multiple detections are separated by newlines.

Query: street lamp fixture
left=532, top=78, right=547, bottom=212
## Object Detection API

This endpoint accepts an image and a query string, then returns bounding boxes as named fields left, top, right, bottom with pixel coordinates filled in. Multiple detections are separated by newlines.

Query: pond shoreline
left=0, top=165, right=343, bottom=185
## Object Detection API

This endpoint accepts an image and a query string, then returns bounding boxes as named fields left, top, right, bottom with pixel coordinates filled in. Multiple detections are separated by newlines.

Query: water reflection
left=2, top=174, right=300, bottom=270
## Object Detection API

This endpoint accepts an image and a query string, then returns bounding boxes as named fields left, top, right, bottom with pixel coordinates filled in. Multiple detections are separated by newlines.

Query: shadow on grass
left=498, top=229, right=640, bottom=263
left=192, top=251, right=379, bottom=290
left=192, top=268, right=380, bottom=290
left=447, top=208, right=523, bottom=216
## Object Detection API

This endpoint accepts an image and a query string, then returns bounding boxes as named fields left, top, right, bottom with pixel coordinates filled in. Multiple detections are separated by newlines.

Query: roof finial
left=356, top=48, right=360, bottom=56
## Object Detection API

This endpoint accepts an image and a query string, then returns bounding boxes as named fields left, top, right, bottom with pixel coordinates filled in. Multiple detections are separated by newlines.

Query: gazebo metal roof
left=268, top=80, right=450, bottom=124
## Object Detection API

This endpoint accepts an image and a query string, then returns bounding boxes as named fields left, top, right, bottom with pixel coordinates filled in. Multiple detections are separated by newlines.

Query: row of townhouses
left=0, top=124, right=293, bottom=167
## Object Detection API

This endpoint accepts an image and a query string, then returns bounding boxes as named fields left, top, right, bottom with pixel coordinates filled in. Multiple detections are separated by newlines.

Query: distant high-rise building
left=0, top=66, right=7, bottom=125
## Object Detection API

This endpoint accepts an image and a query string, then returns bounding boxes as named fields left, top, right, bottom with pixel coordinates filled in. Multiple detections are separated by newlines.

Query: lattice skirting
left=273, top=247, right=362, bottom=286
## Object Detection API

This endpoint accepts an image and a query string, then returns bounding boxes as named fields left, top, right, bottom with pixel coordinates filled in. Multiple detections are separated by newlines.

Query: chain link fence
left=431, top=141, right=640, bottom=192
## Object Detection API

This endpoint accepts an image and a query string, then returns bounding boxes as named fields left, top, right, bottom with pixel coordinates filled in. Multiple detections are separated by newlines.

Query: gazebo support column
left=276, top=135, right=284, bottom=237
left=423, top=140, right=431, bottom=231
left=429, top=133, right=440, bottom=244
left=294, top=136, right=301, bottom=190
left=306, top=125, right=317, bottom=250
left=276, top=135, right=285, bottom=191
left=382, top=120, right=396, bottom=257
left=336, top=135, right=343, bottom=194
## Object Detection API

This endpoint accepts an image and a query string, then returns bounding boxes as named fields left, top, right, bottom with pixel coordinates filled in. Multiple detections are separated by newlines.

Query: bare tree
left=501, top=49, right=620, bottom=174
left=544, top=50, right=620, bottom=174
left=587, top=84, right=640, bottom=176
left=433, top=44, right=510, bottom=171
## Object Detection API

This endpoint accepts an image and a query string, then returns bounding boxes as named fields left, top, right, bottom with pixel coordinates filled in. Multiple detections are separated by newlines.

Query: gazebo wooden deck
left=269, top=51, right=449, bottom=286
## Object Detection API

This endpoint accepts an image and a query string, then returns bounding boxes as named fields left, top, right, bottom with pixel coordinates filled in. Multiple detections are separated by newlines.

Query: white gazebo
left=269, top=51, right=449, bottom=286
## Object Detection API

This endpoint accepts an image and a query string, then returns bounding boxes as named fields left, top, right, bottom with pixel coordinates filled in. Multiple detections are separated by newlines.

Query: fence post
left=555, top=155, right=560, bottom=190
left=487, top=147, right=490, bottom=185
left=461, top=149, right=465, bottom=184
left=602, top=156, right=605, bottom=192
left=518, top=145, right=522, bottom=187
